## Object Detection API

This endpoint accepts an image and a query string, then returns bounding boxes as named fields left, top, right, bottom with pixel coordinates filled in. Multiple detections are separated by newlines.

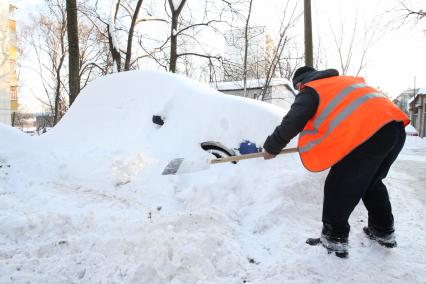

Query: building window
left=10, top=86, right=17, bottom=100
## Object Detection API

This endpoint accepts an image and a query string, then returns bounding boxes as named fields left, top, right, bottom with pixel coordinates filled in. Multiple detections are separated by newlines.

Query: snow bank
left=39, top=70, right=286, bottom=186
left=0, top=124, right=31, bottom=160
left=405, top=124, right=419, bottom=136
left=1, top=71, right=426, bottom=283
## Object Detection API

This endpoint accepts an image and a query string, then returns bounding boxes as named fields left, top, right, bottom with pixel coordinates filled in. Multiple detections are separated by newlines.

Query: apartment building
left=0, top=0, right=18, bottom=125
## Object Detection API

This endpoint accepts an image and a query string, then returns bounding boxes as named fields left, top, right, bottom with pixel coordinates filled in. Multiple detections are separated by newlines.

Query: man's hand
left=263, top=151, right=277, bottom=160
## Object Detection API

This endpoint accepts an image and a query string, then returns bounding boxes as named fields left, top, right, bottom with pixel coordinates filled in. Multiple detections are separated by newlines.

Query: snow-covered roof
left=409, top=87, right=426, bottom=104
left=213, top=78, right=294, bottom=91
left=417, top=87, right=426, bottom=95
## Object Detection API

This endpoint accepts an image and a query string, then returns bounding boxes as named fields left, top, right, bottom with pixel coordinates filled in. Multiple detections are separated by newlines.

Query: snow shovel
left=162, top=147, right=298, bottom=175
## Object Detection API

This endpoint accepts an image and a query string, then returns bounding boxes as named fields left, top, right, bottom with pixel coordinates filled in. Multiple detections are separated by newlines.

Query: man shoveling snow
left=263, top=66, right=410, bottom=258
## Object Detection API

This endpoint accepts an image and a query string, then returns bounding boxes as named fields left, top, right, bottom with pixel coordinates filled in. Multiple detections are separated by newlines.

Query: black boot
left=363, top=227, right=397, bottom=248
left=306, top=233, right=349, bottom=258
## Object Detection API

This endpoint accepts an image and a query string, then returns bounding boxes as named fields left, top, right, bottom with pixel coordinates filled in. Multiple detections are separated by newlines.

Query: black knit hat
left=292, top=66, right=316, bottom=89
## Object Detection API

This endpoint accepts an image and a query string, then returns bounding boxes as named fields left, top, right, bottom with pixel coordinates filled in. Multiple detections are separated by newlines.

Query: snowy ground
left=1, top=71, right=425, bottom=283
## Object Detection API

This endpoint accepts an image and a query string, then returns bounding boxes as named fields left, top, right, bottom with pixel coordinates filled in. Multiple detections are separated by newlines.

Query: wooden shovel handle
left=210, top=147, right=299, bottom=164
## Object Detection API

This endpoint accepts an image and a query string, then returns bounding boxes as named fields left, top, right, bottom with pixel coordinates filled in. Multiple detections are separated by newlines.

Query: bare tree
left=79, top=0, right=242, bottom=79
left=224, top=25, right=273, bottom=82
left=393, top=1, right=425, bottom=25
left=108, top=0, right=122, bottom=71
left=85, top=0, right=147, bottom=72
left=167, top=0, right=187, bottom=72
left=328, top=9, right=381, bottom=76
left=259, top=1, right=301, bottom=100
left=221, top=1, right=301, bottom=100
left=242, top=0, right=253, bottom=97
left=165, top=0, right=233, bottom=74
left=312, top=31, right=328, bottom=71
left=23, top=0, right=112, bottom=124
left=25, top=0, right=69, bottom=124
left=125, top=0, right=144, bottom=70
left=277, top=41, right=304, bottom=79
left=134, top=0, right=239, bottom=77
left=78, top=22, right=112, bottom=87
left=66, top=0, right=80, bottom=106
left=220, top=0, right=301, bottom=99
left=104, top=0, right=146, bottom=71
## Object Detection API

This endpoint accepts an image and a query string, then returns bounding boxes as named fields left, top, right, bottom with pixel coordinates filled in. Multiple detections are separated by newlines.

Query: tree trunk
left=168, top=0, right=186, bottom=73
left=304, top=0, right=313, bottom=67
left=66, top=0, right=81, bottom=106
left=54, top=71, right=61, bottom=125
left=243, top=0, right=253, bottom=97
left=169, top=17, right=178, bottom=72
left=107, top=24, right=122, bottom=72
left=124, top=0, right=144, bottom=71
left=108, top=0, right=122, bottom=72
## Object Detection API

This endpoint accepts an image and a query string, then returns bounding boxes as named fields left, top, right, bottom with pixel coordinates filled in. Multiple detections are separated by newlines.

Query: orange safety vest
left=297, top=76, right=410, bottom=172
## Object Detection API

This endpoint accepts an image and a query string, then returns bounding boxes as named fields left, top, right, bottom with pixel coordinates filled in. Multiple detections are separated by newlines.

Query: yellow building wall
left=10, top=99, right=18, bottom=111
left=9, top=46, right=17, bottom=59
left=0, top=4, right=19, bottom=124
left=8, top=19, right=15, bottom=31
left=7, top=16, right=18, bottom=115
left=9, top=67, right=17, bottom=84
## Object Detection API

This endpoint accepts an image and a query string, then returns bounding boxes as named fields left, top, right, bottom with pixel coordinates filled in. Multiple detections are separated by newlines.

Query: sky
left=251, top=0, right=426, bottom=97
left=10, top=0, right=426, bottom=112
left=314, top=0, right=426, bottom=97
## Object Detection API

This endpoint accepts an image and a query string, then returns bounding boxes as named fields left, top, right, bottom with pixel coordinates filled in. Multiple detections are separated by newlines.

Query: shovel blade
left=162, top=157, right=211, bottom=175
left=162, top=158, right=184, bottom=175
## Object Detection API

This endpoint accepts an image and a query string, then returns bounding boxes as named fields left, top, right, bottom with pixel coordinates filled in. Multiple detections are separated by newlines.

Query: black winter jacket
left=263, top=69, right=339, bottom=155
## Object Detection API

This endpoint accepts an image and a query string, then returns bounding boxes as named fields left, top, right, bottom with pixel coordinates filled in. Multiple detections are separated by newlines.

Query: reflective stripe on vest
left=300, top=82, right=368, bottom=137
left=299, top=92, right=385, bottom=153
left=297, top=76, right=410, bottom=172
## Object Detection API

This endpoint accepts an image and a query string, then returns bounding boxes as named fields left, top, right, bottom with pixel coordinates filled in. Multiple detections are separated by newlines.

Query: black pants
left=322, top=121, right=406, bottom=238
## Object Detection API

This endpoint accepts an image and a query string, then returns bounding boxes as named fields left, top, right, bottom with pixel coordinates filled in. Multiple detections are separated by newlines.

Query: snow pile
left=39, top=71, right=286, bottom=186
left=0, top=124, right=29, bottom=158
left=1, top=71, right=426, bottom=283
left=405, top=123, right=419, bottom=136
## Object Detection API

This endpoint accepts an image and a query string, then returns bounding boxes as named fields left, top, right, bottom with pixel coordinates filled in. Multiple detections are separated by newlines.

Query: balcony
left=8, top=20, right=16, bottom=32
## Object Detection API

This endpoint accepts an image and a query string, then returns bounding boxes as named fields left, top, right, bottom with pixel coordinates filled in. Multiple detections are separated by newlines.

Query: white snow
left=1, top=70, right=426, bottom=283
left=405, top=124, right=419, bottom=136
left=214, top=78, right=294, bottom=92
left=417, top=87, right=426, bottom=95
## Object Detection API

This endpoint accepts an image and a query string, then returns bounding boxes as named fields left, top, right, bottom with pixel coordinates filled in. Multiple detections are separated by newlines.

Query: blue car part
left=238, top=140, right=262, bottom=154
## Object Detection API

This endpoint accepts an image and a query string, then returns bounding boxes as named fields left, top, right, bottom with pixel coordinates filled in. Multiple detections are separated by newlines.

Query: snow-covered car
left=31, top=70, right=290, bottom=183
